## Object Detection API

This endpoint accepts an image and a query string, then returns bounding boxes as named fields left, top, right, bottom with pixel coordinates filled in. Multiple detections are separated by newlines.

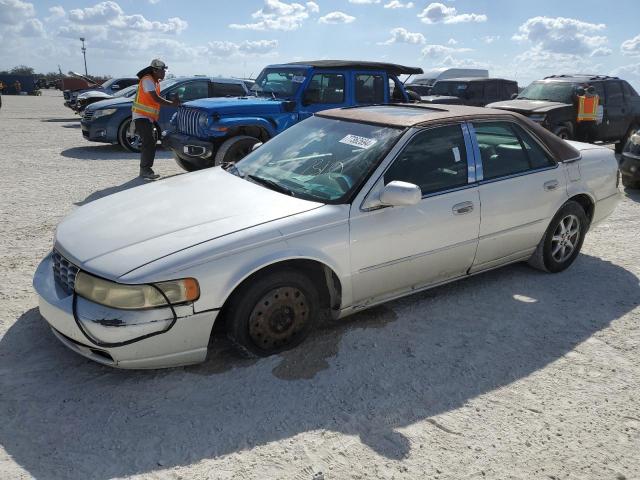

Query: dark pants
left=135, top=118, right=156, bottom=170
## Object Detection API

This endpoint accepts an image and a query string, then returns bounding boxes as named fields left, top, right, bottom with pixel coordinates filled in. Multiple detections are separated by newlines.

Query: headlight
left=198, top=112, right=210, bottom=129
left=74, top=272, right=200, bottom=310
left=92, top=108, right=118, bottom=120
left=528, top=114, right=546, bottom=123
left=630, top=133, right=640, bottom=146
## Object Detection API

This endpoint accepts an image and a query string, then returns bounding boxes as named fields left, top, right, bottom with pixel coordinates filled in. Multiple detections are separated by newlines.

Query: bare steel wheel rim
left=248, top=286, right=309, bottom=351
left=551, top=214, right=580, bottom=263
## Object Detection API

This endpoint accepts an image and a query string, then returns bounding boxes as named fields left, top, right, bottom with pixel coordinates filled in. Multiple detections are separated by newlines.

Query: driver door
left=298, top=72, right=348, bottom=120
left=348, top=124, right=480, bottom=305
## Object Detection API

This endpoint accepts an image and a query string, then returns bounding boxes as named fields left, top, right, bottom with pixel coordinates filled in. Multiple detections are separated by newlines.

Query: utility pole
left=79, top=37, right=88, bottom=76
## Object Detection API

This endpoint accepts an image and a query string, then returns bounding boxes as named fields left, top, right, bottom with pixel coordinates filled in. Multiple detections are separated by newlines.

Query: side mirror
left=510, top=93, right=518, bottom=100
left=380, top=181, right=421, bottom=207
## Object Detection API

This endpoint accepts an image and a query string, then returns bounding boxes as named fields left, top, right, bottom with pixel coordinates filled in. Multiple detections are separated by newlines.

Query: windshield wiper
left=246, top=174, right=295, bottom=196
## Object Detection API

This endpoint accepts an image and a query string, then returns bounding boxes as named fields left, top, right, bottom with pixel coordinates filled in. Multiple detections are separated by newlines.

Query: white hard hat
left=150, top=59, right=167, bottom=70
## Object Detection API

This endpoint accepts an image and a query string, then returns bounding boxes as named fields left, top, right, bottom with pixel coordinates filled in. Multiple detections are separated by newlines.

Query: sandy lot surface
left=0, top=91, right=639, bottom=480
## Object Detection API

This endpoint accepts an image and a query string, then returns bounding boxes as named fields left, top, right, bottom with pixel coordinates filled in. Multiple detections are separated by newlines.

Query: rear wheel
left=553, top=126, right=572, bottom=140
left=528, top=201, right=588, bottom=273
left=225, top=270, right=319, bottom=358
left=213, top=135, right=260, bottom=166
left=616, top=123, right=639, bottom=154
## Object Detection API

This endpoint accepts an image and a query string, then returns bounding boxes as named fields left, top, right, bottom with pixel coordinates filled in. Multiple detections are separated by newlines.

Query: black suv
left=414, top=77, right=518, bottom=107
left=487, top=74, right=640, bottom=151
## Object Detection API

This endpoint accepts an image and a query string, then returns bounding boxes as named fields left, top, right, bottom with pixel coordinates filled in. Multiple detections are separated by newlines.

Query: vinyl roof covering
left=317, top=104, right=580, bottom=162
left=283, top=60, right=423, bottom=75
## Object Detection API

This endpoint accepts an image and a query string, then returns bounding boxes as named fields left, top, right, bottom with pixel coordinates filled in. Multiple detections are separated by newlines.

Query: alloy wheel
left=551, top=214, right=580, bottom=263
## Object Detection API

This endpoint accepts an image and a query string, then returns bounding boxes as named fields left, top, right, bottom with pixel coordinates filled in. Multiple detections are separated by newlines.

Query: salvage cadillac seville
left=33, top=104, right=620, bottom=369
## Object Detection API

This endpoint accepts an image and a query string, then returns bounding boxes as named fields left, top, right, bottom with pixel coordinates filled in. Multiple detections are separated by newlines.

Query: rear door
left=603, top=81, right=628, bottom=140
left=470, top=121, right=566, bottom=272
left=298, top=71, right=348, bottom=120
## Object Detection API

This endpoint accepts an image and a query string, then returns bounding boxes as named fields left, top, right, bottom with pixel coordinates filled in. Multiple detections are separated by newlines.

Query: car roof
left=317, top=104, right=580, bottom=162
left=435, top=77, right=516, bottom=83
left=272, top=60, right=423, bottom=75
left=172, top=76, right=245, bottom=84
left=536, top=74, right=620, bottom=83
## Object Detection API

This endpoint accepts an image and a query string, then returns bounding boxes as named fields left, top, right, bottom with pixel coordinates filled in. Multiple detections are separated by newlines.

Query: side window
left=304, top=73, right=345, bottom=104
left=175, top=81, right=209, bottom=102
left=384, top=125, right=468, bottom=195
left=622, top=81, right=639, bottom=98
left=466, top=83, right=483, bottom=100
left=605, top=81, right=624, bottom=106
left=485, top=81, right=498, bottom=102
left=513, top=125, right=556, bottom=169
left=213, top=82, right=246, bottom=97
left=356, top=74, right=385, bottom=104
left=474, top=122, right=532, bottom=180
left=592, top=82, right=606, bottom=105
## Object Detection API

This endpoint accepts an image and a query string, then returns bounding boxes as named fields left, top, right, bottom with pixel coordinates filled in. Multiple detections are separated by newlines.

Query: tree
left=10, top=65, right=35, bottom=75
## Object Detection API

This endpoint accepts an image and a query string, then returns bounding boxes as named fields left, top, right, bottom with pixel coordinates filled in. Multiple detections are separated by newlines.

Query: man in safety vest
left=132, top=59, right=179, bottom=179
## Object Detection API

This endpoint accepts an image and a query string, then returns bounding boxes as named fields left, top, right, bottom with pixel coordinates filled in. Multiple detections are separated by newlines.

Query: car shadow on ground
left=60, top=145, right=173, bottom=161
left=41, top=118, right=81, bottom=122
left=0, top=255, right=637, bottom=479
left=623, top=187, right=640, bottom=203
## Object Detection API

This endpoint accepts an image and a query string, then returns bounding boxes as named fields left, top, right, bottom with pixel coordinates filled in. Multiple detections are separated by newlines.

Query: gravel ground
left=0, top=91, right=639, bottom=480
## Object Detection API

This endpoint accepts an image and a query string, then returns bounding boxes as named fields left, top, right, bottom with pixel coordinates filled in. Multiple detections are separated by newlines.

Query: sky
left=1, top=0, right=639, bottom=89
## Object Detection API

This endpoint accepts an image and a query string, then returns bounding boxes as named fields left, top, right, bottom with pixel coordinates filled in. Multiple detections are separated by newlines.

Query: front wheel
left=528, top=201, right=588, bottom=273
left=118, top=118, right=158, bottom=153
left=213, top=135, right=260, bottom=166
left=553, top=125, right=572, bottom=140
left=173, top=154, right=201, bottom=172
left=225, top=270, right=319, bottom=358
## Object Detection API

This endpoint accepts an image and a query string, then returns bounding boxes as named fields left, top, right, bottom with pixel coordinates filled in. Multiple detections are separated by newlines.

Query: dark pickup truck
left=487, top=74, right=640, bottom=152
left=418, top=77, right=518, bottom=107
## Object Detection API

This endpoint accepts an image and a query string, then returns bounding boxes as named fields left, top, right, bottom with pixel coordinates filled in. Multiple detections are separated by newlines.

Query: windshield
left=250, top=68, right=308, bottom=98
left=101, top=78, right=116, bottom=89
left=114, top=85, right=137, bottom=98
left=431, top=81, right=469, bottom=96
left=232, top=116, right=403, bottom=203
left=518, top=81, right=575, bottom=103
left=159, top=78, right=180, bottom=93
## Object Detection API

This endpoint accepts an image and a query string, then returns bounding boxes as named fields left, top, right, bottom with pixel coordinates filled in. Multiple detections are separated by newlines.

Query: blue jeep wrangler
left=164, top=60, right=423, bottom=171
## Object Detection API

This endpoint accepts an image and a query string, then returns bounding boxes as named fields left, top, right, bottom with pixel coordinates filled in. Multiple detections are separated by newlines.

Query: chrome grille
left=83, top=110, right=95, bottom=122
left=52, top=250, right=80, bottom=296
left=176, top=107, right=202, bottom=137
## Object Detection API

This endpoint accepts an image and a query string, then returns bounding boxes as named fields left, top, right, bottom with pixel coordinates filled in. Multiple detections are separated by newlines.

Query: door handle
left=452, top=201, right=474, bottom=215
left=544, top=180, right=559, bottom=191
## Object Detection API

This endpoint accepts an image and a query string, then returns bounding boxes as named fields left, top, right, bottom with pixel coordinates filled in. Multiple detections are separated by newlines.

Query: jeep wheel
left=553, top=126, right=572, bottom=140
left=118, top=118, right=158, bottom=153
left=173, top=153, right=200, bottom=172
left=213, top=135, right=260, bottom=166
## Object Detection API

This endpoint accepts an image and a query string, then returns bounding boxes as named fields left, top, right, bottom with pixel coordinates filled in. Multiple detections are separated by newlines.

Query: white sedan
left=33, top=105, right=620, bottom=368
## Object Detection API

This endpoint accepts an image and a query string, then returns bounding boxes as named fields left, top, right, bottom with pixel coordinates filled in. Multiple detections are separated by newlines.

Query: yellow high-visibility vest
left=577, top=95, right=599, bottom=122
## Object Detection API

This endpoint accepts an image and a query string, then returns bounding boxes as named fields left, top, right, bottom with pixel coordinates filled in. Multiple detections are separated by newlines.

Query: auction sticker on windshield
left=339, top=134, right=378, bottom=149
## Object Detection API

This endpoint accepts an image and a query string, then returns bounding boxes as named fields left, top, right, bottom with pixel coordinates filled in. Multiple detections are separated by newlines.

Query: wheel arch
left=213, top=258, right=343, bottom=334
left=567, top=192, right=595, bottom=225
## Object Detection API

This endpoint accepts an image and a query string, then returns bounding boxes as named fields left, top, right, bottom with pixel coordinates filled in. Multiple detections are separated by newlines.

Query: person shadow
left=0, top=254, right=637, bottom=479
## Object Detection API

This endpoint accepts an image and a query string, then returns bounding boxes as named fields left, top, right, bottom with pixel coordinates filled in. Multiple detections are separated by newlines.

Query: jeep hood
left=184, top=97, right=292, bottom=115
left=54, top=168, right=322, bottom=279
left=487, top=99, right=573, bottom=114
left=419, top=95, right=463, bottom=105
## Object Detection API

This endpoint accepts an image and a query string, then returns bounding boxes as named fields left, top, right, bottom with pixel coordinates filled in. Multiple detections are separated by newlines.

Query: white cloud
left=590, top=47, right=612, bottom=57
left=621, top=34, right=640, bottom=57
left=239, top=39, right=279, bottom=54
left=384, top=1, right=414, bottom=8
left=20, top=17, right=44, bottom=37
left=378, top=27, right=425, bottom=45
left=0, top=0, right=35, bottom=25
left=439, top=56, right=488, bottom=69
left=513, top=47, right=593, bottom=79
left=418, top=3, right=487, bottom=24
left=229, top=0, right=319, bottom=31
left=447, top=38, right=457, bottom=45
left=349, top=0, right=380, bottom=3
left=47, top=6, right=65, bottom=21
left=319, top=11, right=356, bottom=24
left=207, top=39, right=279, bottom=58
left=421, top=44, right=472, bottom=58
left=611, top=63, right=640, bottom=91
left=482, top=35, right=500, bottom=44
left=513, top=16, right=607, bottom=56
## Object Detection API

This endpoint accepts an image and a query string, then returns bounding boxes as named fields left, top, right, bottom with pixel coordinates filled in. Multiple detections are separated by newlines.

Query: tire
left=225, top=269, right=320, bottom=358
left=553, top=125, right=572, bottom=140
left=213, top=135, right=260, bottom=166
left=173, top=153, right=200, bottom=172
left=621, top=175, right=640, bottom=189
left=118, top=118, right=158, bottom=153
left=528, top=201, right=588, bottom=273
left=616, top=123, right=639, bottom=154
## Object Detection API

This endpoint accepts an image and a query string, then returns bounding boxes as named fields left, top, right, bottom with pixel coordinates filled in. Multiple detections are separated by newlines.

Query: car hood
left=420, top=95, right=462, bottom=104
left=54, top=168, right=322, bottom=279
left=487, top=99, right=572, bottom=113
left=184, top=96, right=292, bottom=115
left=78, top=91, right=113, bottom=100
left=85, top=95, right=133, bottom=112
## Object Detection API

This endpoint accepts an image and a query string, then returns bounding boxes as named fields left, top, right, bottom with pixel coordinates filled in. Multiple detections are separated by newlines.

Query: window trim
left=468, top=119, right=560, bottom=184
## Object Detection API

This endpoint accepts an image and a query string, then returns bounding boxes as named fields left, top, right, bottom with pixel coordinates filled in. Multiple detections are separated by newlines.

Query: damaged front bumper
left=33, top=253, right=218, bottom=369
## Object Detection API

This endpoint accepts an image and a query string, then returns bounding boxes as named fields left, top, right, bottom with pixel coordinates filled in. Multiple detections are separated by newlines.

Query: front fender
left=208, top=117, right=282, bottom=138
